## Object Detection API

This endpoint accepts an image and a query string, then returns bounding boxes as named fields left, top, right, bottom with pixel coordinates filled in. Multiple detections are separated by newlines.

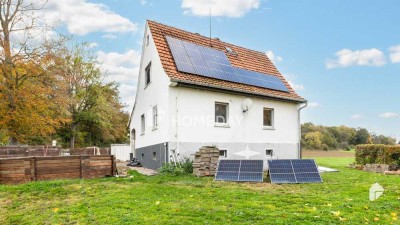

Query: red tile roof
left=147, top=20, right=305, bottom=103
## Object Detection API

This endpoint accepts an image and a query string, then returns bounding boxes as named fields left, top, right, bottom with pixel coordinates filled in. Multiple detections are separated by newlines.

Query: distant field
left=303, top=150, right=355, bottom=158
left=0, top=157, right=399, bottom=225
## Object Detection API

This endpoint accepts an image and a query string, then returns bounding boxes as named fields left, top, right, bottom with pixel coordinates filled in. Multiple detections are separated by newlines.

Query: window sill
left=215, top=123, right=230, bottom=128
left=144, top=82, right=151, bottom=89
left=152, top=126, right=158, bottom=131
left=263, top=126, right=275, bottom=130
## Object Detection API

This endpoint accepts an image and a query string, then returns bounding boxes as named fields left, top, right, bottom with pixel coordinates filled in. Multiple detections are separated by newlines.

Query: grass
left=0, top=158, right=399, bottom=224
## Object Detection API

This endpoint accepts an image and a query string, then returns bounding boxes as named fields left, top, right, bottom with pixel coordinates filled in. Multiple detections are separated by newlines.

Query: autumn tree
left=0, top=0, right=68, bottom=144
left=50, top=43, right=128, bottom=148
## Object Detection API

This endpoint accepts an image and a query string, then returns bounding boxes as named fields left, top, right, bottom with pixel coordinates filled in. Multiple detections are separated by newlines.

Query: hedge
left=355, top=144, right=400, bottom=166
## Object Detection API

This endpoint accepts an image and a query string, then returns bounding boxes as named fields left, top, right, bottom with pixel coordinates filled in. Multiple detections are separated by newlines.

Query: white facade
left=129, top=22, right=304, bottom=169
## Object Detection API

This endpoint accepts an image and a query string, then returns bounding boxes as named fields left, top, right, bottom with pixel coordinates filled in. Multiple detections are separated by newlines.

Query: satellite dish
left=242, top=98, right=253, bottom=113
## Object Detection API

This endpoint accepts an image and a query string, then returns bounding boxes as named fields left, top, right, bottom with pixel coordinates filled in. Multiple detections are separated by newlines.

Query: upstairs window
left=215, top=102, right=229, bottom=124
left=145, top=62, right=151, bottom=86
left=146, top=34, right=150, bottom=46
left=152, top=105, right=158, bottom=129
left=141, top=114, right=145, bottom=134
left=263, top=108, right=274, bottom=128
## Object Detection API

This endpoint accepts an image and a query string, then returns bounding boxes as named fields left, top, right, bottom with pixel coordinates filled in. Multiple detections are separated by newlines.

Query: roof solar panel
left=215, top=159, right=263, bottom=182
left=268, top=159, right=322, bottom=184
left=166, top=36, right=289, bottom=93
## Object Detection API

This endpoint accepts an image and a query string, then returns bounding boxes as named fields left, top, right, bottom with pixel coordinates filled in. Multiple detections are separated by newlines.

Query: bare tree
left=0, top=0, right=66, bottom=145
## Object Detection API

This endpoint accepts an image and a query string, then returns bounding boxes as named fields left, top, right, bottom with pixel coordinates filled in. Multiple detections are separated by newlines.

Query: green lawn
left=0, top=158, right=399, bottom=225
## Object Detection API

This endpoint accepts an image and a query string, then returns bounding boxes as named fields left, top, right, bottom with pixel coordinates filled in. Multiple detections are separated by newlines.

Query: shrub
left=158, top=157, right=193, bottom=176
left=355, top=144, right=400, bottom=167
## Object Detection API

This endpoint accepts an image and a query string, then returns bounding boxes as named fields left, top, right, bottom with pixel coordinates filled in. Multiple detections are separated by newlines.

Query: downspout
left=298, top=101, right=308, bottom=159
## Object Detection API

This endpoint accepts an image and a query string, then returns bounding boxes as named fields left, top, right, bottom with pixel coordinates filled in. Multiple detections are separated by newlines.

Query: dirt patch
left=303, top=150, right=355, bottom=158
left=116, top=162, right=157, bottom=176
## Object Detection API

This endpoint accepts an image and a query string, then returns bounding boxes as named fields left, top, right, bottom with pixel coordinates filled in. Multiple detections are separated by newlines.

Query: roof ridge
left=147, top=20, right=267, bottom=56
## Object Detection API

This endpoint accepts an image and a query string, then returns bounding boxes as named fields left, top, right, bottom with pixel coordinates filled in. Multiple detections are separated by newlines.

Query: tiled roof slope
left=147, top=20, right=305, bottom=103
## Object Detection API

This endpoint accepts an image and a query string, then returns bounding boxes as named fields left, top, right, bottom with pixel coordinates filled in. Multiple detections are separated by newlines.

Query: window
left=153, top=152, right=157, bottom=160
left=141, top=153, right=144, bottom=160
left=145, top=62, right=151, bottom=86
left=263, top=108, right=274, bottom=128
left=219, top=150, right=227, bottom=158
left=266, top=149, right=273, bottom=157
left=215, top=102, right=229, bottom=124
left=152, top=105, right=158, bottom=129
left=141, top=114, right=145, bottom=134
left=146, top=34, right=149, bottom=46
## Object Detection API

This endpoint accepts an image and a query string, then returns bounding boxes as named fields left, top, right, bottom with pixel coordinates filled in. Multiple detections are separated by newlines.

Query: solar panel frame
left=165, top=36, right=290, bottom=93
left=215, top=159, right=264, bottom=182
left=268, top=159, right=322, bottom=184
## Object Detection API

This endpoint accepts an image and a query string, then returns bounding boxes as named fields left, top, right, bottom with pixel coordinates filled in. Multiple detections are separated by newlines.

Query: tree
left=304, top=131, right=323, bottom=150
left=50, top=43, right=128, bottom=148
left=353, top=128, right=371, bottom=145
left=0, top=0, right=68, bottom=144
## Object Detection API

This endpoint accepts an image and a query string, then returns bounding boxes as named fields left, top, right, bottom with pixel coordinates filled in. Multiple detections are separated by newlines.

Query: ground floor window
left=263, top=108, right=274, bottom=128
left=153, top=152, right=157, bottom=160
left=215, top=102, right=229, bottom=124
left=219, top=150, right=227, bottom=158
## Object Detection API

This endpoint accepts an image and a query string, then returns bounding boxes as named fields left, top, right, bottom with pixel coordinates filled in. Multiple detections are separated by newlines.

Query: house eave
left=169, top=78, right=306, bottom=104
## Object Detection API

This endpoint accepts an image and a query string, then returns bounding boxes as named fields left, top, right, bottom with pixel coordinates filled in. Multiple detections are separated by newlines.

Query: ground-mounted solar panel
left=268, top=159, right=322, bottom=184
left=215, top=159, right=263, bottom=182
left=165, top=36, right=289, bottom=93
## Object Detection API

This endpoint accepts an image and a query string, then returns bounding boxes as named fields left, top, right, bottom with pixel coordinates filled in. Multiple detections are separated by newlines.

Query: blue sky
left=44, top=0, right=400, bottom=138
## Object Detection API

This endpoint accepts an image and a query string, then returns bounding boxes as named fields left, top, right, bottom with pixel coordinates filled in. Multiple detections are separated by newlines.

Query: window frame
left=265, top=149, right=274, bottom=157
left=219, top=150, right=227, bottom=158
left=145, top=62, right=151, bottom=87
left=141, top=114, right=145, bottom=135
left=152, top=152, right=157, bottom=160
left=215, top=102, right=229, bottom=127
left=263, top=107, right=274, bottom=129
left=152, top=105, right=158, bottom=130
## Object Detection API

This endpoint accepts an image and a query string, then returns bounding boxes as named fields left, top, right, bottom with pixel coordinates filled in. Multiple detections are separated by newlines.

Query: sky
left=41, top=0, right=400, bottom=138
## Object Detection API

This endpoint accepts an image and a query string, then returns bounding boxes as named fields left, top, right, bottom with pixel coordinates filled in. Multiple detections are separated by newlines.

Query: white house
left=128, top=20, right=307, bottom=170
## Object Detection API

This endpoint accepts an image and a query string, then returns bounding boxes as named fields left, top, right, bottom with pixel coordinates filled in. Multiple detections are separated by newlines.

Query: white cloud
left=379, top=112, right=399, bottom=118
left=43, top=0, right=138, bottom=35
left=287, top=80, right=304, bottom=91
left=140, top=0, right=148, bottom=5
left=308, top=102, right=319, bottom=108
left=102, top=34, right=118, bottom=39
left=351, top=114, right=364, bottom=120
left=325, top=48, right=386, bottom=69
left=97, top=50, right=141, bottom=109
left=389, top=45, right=400, bottom=63
left=181, top=0, right=260, bottom=17
left=266, top=50, right=282, bottom=64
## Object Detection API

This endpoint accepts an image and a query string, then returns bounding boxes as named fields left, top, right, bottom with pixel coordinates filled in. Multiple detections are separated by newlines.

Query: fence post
left=80, top=156, right=83, bottom=179
left=111, top=156, right=116, bottom=176
left=31, top=157, right=37, bottom=181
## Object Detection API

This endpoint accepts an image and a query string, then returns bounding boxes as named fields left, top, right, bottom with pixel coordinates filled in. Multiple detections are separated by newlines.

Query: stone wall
left=363, top=164, right=397, bottom=174
left=193, top=146, right=219, bottom=177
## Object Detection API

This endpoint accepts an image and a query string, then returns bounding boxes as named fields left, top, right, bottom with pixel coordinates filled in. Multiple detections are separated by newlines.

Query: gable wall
left=130, top=23, right=171, bottom=152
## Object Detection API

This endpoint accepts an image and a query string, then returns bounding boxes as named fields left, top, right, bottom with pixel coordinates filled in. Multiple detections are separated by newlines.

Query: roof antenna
left=209, top=6, right=212, bottom=47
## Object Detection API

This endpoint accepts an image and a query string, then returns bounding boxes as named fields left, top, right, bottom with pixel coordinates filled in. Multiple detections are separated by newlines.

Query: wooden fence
left=0, top=155, right=116, bottom=185
left=0, top=146, right=62, bottom=158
